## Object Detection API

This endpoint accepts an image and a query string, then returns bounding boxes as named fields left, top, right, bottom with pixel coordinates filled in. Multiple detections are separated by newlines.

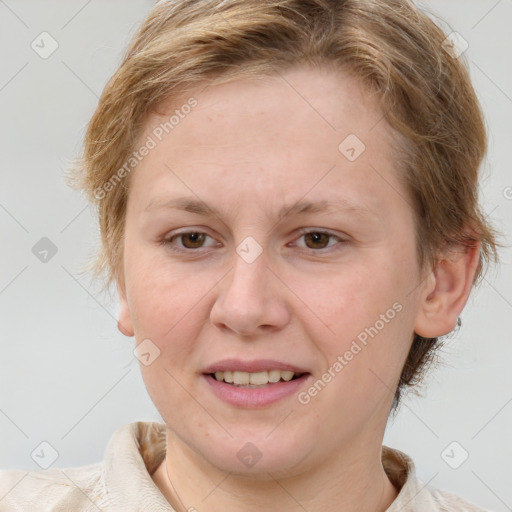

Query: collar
left=103, top=421, right=438, bottom=511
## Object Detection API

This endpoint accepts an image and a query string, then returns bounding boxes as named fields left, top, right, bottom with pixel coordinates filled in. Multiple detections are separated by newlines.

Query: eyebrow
left=144, top=196, right=377, bottom=222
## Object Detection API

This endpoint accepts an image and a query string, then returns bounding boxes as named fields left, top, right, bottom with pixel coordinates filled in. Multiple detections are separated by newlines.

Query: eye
left=292, top=229, right=346, bottom=252
left=162, top=228, right=347, bottom=255
left=163, top=231, right=218, bottom=252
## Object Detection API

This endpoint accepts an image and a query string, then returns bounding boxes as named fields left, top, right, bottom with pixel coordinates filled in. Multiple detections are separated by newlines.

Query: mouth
left=201, top=359, right=311, bottom=407
left=202, top=367, right=311, bottom=408
left=207, top=369, right=307, bottom=388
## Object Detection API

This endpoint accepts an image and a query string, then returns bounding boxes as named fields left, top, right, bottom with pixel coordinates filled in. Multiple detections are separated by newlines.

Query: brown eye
left=303, top=232, right=331, bottom=249
left=178, top=232, right=206, bottom=249
left=292, top=229, right=347, bottom=253
left=162, top=230, right=220, bottom=255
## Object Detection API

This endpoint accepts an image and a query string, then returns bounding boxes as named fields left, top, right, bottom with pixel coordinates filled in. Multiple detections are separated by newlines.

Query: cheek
left=292, top=250, right=416, bottom=390
left=126, top=257, right=209, bottom=411
left=296, top=256, right=411, bottom=339
left=294, top=270, right=413, bottom=429
left=124, top=244, right=200, bottom=345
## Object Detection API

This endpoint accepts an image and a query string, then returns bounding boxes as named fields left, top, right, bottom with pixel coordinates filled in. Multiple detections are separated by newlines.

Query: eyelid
left=294, top=227, right=347, bottom=239
left=290, top=227, right=348, bottom=251
left=163, top=228, right=219, bottom=250
left=162, top=227, right=348, bottom=254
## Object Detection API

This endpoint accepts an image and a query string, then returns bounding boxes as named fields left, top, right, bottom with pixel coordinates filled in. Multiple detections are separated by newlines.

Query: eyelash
left=161, top=228, right=347, bottom=255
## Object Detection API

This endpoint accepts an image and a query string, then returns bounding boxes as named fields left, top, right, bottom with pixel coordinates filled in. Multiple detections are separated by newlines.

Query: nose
left=210, top=246, right=291, bottom=337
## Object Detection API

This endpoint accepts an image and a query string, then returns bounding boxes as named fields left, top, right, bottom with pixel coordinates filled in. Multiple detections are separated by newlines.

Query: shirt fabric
left=0, top=421, right=487, bottom=511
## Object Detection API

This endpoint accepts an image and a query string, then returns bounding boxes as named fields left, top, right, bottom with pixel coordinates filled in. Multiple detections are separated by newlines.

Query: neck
left=152, top=432, right=398, bottom=512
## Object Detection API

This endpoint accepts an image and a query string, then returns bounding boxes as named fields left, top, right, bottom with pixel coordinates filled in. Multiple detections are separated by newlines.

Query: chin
left=197, top=434, right=314, bottom=478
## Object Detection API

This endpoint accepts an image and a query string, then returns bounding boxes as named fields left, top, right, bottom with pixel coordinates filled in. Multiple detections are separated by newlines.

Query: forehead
left=150, top=65, right=387, bottom=148
left=129, top=65, right=408, bottom=220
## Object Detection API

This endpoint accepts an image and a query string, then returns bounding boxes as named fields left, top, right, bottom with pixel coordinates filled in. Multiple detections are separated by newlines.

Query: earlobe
left=117, top=280, right=135, bottom=337
left=117, top=319, right=134, bottom=337
left=414, top=243, right=480, bottom=338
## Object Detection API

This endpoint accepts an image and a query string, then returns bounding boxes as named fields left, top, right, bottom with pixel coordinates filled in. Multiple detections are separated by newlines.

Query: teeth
left=212, top=370, right=300, bottom=385
left=268, top=370, right=281, bottom=383
left=249, top=371, right=268, bottom=385
left=233, top=371, right=249, bottom=385
left=280, top=371, right=295, bottom=381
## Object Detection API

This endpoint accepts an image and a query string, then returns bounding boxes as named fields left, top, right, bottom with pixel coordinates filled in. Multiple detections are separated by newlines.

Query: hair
left=70, top=0, right=499, bottom=410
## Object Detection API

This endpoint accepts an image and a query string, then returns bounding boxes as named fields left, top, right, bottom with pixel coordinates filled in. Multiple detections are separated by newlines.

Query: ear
left=117, top=276, right=134, bottom=337
left=414, top=242, right=480, bottom=338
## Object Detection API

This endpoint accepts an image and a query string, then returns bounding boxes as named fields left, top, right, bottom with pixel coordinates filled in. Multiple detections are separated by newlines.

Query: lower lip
left=203, top=374, right=311, bottom=408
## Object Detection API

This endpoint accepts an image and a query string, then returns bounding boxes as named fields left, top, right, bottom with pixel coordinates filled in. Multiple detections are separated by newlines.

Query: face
left=119, top=65, right=428, bottom=476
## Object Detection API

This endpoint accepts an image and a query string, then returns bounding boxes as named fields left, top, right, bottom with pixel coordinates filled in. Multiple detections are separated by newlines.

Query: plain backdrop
left=1, top=1, right=511, bottom=510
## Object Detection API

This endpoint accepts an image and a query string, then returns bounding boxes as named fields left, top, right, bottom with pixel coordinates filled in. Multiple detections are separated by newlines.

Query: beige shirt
left=0, top=421, right=487, bottom=511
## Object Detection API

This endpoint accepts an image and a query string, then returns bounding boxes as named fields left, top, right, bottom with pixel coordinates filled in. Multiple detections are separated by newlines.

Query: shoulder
left=427, top=486, right=490, bottom=511
left=0, top=421, right=168, bottom=511
left=382, top=446, right=490, bottom=512
left=0, top=462, right=104, bottom=511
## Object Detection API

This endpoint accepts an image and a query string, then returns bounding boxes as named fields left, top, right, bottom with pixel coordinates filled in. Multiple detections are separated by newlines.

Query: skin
left=117, top=65, right=480, bottom=511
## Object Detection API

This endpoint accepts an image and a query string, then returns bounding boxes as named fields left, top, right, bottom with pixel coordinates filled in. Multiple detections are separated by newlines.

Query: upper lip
left=202, top=359, right=309, bottom=374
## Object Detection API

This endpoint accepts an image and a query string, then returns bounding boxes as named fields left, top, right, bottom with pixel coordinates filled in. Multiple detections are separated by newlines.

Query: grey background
left=1, top=0, right=511, bottom=510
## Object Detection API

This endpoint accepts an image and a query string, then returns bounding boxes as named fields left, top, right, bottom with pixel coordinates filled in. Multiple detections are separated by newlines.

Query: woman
left=0, top=0, right=500, bottom=510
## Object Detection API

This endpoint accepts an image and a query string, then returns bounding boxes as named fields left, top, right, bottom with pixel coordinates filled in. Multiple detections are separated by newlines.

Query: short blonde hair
left=71, top=0, right=498, bottom=408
